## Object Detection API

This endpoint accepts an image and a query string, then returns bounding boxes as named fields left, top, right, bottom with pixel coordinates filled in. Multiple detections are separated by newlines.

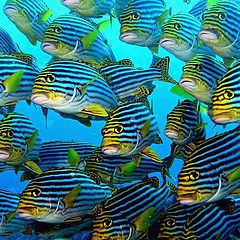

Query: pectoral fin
left=81, top=105, right=109, bottom=117
left=26, top=130, right=38, bottom=152
left=3, top=70, right=23, bottom=93
left=23, top=161, right=42, bottom=175
left=118, top=162, right=137, bottom=176
left=63, top=184, right=81, bottom=209
left=141, top=147, right=162, bottom=162
left=67, top=148, right=81, bottom=167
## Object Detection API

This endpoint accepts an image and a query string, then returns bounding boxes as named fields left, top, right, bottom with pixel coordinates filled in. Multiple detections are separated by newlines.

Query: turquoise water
left=0, top=0, right=239, bottom=239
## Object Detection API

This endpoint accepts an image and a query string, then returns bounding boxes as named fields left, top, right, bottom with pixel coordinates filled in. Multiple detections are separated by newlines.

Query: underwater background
left=0, top=0, right=239, bottom=239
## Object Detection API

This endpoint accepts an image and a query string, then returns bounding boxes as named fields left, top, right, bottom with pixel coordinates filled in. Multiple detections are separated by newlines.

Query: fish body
left=0, top=112, right=41, bottom=167
left=0, top=55, right=39, bottom=106
left=118, top=0, right=166, bottom=47
left=17, top=167, right=112, bottom=223
left=0, top=189, right=33, bottom=236
left=101, top=99, right=159, bottom=157
left=113, top=0, right=130, bottom=16
left=178, top=125, right=240, bottom=204
left=3, top=0, right=53, bottom=45
left=160, top=13, right=215, bottom=62
left=188, top=0, right=208, bottom=20
left=41, top=14, right=116, bottom=64
left=61, top=0, right=115, bottom=17
left=0, top=27, right=20, bottom=54
left=31, top=60, right=118, bottom=121
left=92, top=180, right=174, bottom=239
left=198, top=0, right=240, bottom=60
left=180, top=54, right=228, bottom=104
left=211, top=61, right=240, bottom=124
left=98, top=56, right=176, bottom=101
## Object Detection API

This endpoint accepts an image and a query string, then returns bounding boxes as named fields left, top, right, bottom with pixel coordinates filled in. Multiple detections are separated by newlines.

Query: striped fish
left=160, top=13, right=215, bottom=62
left=178, top=125, right=240, bottom=204
left=165, top=100, right=206, bottom=146
left=31, top=60, right=119, bottom=124
left=98, top=57, right=176, bottom=101
left=92, top=179, right=174, bottom=240
left=211, top=61, right=240, bottom=124
left=41, top=14, right=116, bottom=64
left=199, top=0, right=240, bottom=62
left=85, top=147, right=163, bottom=184
left=113, top=0, right=130, bottom=16
left=118, top=0, right=166, bottom=48
left=0, top=27, right=20, bottom=54
left=0, top=112, right=41, bottom=168
left=188, top=0, right=208, bottom=20
left=17, top=167, right=112, bottom=223
left=3, top=0, right=53, bottom=46
left=101, top=98, right=161, bottom=159
left=0, top=189, right=33, bottom=236
left=180, top=54, right=228, bottom=104
left=60, top=0, right=115, bottom=17
left=0, top=55, right=39, bottom=106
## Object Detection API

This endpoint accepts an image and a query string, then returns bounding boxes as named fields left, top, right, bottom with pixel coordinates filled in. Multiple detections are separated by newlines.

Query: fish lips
left=164, top=129, right=180, bottom=140
left=0, top=148, right=12, bottom=161
left=159, top=38, right=177, bottom=48
left=16, top=206, right=36, bottom=219
left=120, top=31, right=140, bottom=43
left=61, top=0, right=80, bottom=7
left=3, top=4, right=19, bottom=16
left=177, top=191, right=200, bottom=205
left=41, top=42, right=58, bottom=53
left=198, top=28, right=219, bottom=43
left=31, top=93, right=51, bottom=106
left=211, top=111, right=239, bottom=124
left=101, top=145, right=120, bottom=156
left=179, top=78, right=197, bottom=90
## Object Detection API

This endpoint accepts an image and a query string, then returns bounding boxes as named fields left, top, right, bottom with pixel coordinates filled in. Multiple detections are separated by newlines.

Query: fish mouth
left=3, top=5, right=19, bottom=15
left=179, top=78, right=196, bottom=90
left=211, top=112, right=234, bottom=124
left=177, top=191, right=199, bottom=205
left=0, top=148, right=11, bottom=161
left=41, top=42, right=57, bottom=52
left=31, top=93, right=50, bottom=105
left=198, top=29, right=219, bottom=43
left=101, top=145, right=120, bottom=155
left=164, top=129, right=179, bottom=139
left=159, top=38, right=177, bottom=47
left=61, top=0, right=80, bottom=7
left=120, top=31, right=139, bottom=42
left=16, top=207, right=35, bottom=219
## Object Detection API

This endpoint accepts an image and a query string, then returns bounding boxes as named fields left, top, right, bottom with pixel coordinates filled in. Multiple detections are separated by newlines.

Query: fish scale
left=17, top=167, right=112, bottom=223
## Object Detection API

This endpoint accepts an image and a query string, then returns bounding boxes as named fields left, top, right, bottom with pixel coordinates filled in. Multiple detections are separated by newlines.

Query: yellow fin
left=141, top=147, right=162, bottom=163
left=23, top=161, right=42, bottom=175
left=78, top=74, right=101, bottom=95
left=156, top=8, right=171, bottom=27
left=206, top=0, right=220, bottom=8
left=223, top=58, right=234, bottom=68
left=82, top=104, right=109, bottom=117
left=3, top=70, right=23, bottom=93
left=193, top=122, right=208, bottom=131
left=227, top=167, right=240, bottom=183
left=132, top=155, right=142, bottom=167
left=199, top=104, right=208, bottom=115
left=39, top=9, right=53, bottom=24
left=134, top=207, right=155, bottom=233
left=119, top=162, right=137, bottom=176
left=5, top=211, right=16, bottom=223
left=141, top=120, right=151, bottom=138
left=26, top=130, right=38, bottom=152
left=148, top=44, right=159, bottom=54
left=170, top=85, right=195, bottom=100
left=67, top=148, right=81, bottom=167
left=63, top=184, right=81, bottom=209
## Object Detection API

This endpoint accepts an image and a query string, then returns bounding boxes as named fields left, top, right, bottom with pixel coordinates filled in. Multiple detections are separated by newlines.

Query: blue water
left=0, top=0, right=239, bottom=238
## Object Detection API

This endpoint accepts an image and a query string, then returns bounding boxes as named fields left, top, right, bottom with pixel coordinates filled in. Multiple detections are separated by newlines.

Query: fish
left=0, top=27, right=20, bottom=54
left=41, top=14, right=116, bottom=64
left=179, top=54, right=228, bottom=104
left=98, top=56, right=177, bottom=101
left=3, top=0, right=53, bottom=45
left=0, top=112, right=41, bottom=169
left=60, top=0, right=115, bottom=18
left=198, top=0, right=240, bottom=65
left=31, top=60, right=119, bottom=124
left=101, top=98, right=162, bottom=162
left=178, top=125, right=240, bottom=204
left=0, top=55, right=39, bottom=107
left=211, top=61, right=240, bottom=124
left=0, top=189, right=33, bottom=236
left=165, top=100, right=206, bottom=146
left=113, top=0, right=130, bottom=16
left=188, top=0, right=208, bottom=20
left=20, top=141, right=97, bottom=181
left=16, top=167, right=112, bottom=223
left=85, top=147, right=164, bottom=184
left=154, top=196, right=240, bottom=239
left=160, top=13, right=215, bottom=61
left=92, top=178, right=175, bottom=240
left=118, top=0, right=168, bottom=50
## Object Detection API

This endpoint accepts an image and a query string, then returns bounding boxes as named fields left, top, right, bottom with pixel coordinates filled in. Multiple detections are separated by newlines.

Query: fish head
left=160, top=13, right=200, bottom=54
left=199, top=1, right=240, bottom=51
left=31, top=66, right=77, bottom=110
left=177, top=162, right=223, bottom=204
left=92, top=211, right=135, bottom=240
left=165, top=100, right=198, bottom=145
left=211, top=80, right=240, bottom=124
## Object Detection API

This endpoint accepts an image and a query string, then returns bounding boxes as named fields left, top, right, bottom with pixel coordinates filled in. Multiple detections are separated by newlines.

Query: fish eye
left=195, top=63, right=203, bottom=71
left=31, top=188, right=41, bottom=197
left=189, top=170, right=200, bottom=180
left=218, top=12, right=227, bottom=21
left=114, top=125, right=124, bottom=134
left=174, top=22, right=182, bottom=30
left=101, top=128, right=107, bottom=135
left=165, top=218, right=176, bottom=227
left=103, top=218, right=113, bottom=228
left=7, top=130, right=14, bottom=138
left=54, top=26, right=63, bottom=34
left=132, top=12, right=141, bottom=20
left=95, top=155, right=103, bottom=162
left=224, top=90, right=234, bottom=99
left=46, top=74, right=55, bottom=83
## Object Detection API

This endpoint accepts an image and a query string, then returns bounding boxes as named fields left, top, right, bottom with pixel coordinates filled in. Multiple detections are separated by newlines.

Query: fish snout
left=3, top=4, right=19, bottom=16
left=0, top=148, right=11, bottom=161
left=61, top=0, right=80, bottom=7
left=41, top=42, right=57, bottom=52
left=198, top=30, right=219, bottom=43
left=179, top=78, right=196, bottom=90
left=101, top=145, right=120, bottom=155
left=164, top=129, right=179, bottom=139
